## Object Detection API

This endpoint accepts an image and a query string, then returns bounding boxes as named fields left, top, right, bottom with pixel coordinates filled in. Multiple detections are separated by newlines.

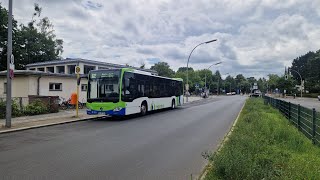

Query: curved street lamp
left=288, top=68, right=303, bottom=97
left=186, top=39, right=217, bottom=102
left=204, top=61, right=222, bottom=95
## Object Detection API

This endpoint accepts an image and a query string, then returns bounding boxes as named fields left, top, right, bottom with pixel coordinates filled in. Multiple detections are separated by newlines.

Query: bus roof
left=89, top=68, right=183, bottom=82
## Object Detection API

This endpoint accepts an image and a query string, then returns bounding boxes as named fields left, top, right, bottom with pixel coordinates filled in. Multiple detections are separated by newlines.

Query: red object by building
left=70, top=92, right=77, bottom=105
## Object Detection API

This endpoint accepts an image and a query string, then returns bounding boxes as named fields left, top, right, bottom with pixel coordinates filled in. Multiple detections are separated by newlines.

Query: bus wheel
left=171, top=100, right=175, bottom=109
left=140, top=102, right=147, bottom=116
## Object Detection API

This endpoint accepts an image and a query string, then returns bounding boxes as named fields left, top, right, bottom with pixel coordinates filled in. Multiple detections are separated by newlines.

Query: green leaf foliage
left=0, top=3, right=63, bottom=71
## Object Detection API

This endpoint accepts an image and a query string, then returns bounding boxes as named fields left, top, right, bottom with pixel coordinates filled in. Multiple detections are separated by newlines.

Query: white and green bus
left=86, top=68, right=183, bottom=116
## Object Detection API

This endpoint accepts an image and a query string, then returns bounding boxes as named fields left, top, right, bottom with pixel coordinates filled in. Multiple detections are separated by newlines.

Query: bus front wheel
left=140, top=102, right=147, bottom=116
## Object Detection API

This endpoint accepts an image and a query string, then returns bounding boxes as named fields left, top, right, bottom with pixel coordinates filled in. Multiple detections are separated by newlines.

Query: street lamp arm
left=290, top=69, right=302, bottom=82
left=289, top=68, right=303, bottom=97
left=186, top=42, right=205, bottom=70
left=207, top=61, right=222, bottom=70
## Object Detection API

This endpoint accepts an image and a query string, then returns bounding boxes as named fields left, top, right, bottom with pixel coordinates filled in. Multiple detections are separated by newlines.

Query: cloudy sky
left=1, top=0, right=320, bottom=78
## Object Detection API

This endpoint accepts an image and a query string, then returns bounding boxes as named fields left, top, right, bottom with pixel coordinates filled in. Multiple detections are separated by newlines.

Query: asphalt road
left=0, top=95, right=246, bottom=180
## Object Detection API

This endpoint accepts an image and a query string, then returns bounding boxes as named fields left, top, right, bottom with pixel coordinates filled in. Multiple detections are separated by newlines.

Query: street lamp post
left=289, top=68, right=303, bottom=97
left=6, top=0, right=13, bottom=128
left=186, top=39, right=217, bottom=102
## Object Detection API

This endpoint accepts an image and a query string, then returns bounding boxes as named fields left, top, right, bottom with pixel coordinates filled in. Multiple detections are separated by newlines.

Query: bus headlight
left=113, top=107, right=122, bottom=112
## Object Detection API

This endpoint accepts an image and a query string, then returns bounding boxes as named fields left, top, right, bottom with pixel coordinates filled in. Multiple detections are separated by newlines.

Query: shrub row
left=0, top=100, right=50, bottom=118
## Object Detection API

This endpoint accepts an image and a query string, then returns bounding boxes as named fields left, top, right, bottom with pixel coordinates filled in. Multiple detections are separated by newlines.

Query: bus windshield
left=88, top=70, right=121, bottom=102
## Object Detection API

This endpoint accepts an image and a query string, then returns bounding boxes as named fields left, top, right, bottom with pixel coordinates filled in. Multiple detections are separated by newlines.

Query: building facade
left=0, top=58, right=157, bottom=104
left=25, top=58, right=156, bottom=75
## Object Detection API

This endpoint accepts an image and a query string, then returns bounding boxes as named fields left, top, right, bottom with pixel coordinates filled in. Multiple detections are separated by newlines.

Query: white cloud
left=1, top=0, right=320, bottom=78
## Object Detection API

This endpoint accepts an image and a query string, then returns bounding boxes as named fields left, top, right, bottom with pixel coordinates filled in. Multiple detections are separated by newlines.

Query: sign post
left=6, top=0, right=13, bottom=128
left=75, top=66, right=80, bottom=118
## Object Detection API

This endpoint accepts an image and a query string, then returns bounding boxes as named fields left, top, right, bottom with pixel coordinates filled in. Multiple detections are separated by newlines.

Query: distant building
left=0, top=58, right=157, bottom=104
left=25, top=58, right=157, bottom=75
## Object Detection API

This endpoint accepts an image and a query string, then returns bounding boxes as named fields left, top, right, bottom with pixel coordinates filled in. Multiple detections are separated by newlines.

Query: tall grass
left=205, top=98, right=320, bottom=179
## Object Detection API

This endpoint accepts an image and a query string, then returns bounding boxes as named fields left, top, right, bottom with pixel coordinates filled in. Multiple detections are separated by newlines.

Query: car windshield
left=88, top=70, right=120, bottom=101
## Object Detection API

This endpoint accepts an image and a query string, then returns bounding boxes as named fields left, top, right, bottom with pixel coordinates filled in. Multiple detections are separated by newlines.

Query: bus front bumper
left=87, top=109, right=125, bottom=116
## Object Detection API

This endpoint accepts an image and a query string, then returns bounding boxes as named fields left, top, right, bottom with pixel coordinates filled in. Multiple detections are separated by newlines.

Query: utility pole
left=75, top=66, right=81, bottom=118
left=6, top=0, right=13, bottom=128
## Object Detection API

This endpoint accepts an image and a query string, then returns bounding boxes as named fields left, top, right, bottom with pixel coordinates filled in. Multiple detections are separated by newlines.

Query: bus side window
left=122, top=72, right=135, bottom=101
left=171, top=81, right=176, bottom=96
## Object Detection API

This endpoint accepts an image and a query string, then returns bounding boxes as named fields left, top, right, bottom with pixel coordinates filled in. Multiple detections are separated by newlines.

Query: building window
left=46, top=67, right=54, bottom=73
left=29, top=68, right=35, bottom=71
left=3, top=82, right=7, bottom=94
left=37, top=67, right=45, bottom=72
left=56, top=66, right=65, bottom=74
left=49, top=83, right=62, bottom=91
left=81, top=84, right=87, bottom=91
left=84, top=65, right=96, bottom=74
left=67, top=65, right=76, bottom=74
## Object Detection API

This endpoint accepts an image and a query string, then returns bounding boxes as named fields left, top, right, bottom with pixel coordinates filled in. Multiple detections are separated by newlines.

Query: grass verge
left=205, top=98, right=320, bottom=180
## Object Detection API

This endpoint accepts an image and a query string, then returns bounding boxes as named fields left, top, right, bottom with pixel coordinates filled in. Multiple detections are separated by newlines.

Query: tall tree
left=177, top=67, right=194, bottom=73
left=0, top=3, right=63, bottom=71
left=0, top=3, right=18, bottom=70
left=150, top=62, right=175, bottom=77
left=267, top=74, right=280, bottom=92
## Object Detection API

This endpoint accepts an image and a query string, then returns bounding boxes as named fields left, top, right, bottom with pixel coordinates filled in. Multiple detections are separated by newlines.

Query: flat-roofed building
left=26, top=58, right=157, bottom=75
left=1, top=58, right=157, bottom=104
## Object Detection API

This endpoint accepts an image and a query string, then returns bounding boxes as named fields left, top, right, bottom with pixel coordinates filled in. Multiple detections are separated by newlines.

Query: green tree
left=290, top=50, right=320, bottom=93
left=267, top=74, right=280, bottom=92
left=150, top=62, right=175, bottom=77
left=225, top=75, right=235, bottom=93
left=212, top=70, right=222, bottom=94
left=177, top=67, right=194, bottom=73
left=0, top=3, right=63, bottom=71
left=277, top=76, right=295, bottom=94
left=0, top=3, right=18, bottom=70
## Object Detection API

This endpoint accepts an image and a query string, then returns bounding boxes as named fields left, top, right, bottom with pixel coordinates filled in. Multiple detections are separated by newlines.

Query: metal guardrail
left=263, top=96, right=320, bottom=145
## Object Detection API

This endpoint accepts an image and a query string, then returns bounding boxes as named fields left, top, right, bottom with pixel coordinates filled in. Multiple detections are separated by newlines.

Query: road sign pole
left=76, top=73, right=79, bottom=118
left=75, top=66, right=81, bottom=118
left=6, top=0, right=13, bottom=128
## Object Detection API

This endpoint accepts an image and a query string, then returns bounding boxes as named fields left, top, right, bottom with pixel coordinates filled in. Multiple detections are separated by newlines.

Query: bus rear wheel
left=140, top=102, right=147, bottom=116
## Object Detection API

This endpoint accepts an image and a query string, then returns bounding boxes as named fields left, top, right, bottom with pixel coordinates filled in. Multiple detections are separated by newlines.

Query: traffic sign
left=75, top=66, right=81, bottom=74
left=185, top=84, right=189, bottom=91
left=9, top=54, right=14, bottom=70
left=9, top=69, right=14, bottom=79
left=10, top=54, right=14, bottom=65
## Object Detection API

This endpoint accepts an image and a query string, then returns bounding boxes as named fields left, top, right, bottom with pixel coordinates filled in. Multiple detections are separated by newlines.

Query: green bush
left=0, top=100, right=23, bottom=118
left=302, top=93, right=319, bottom=98
left=24, top=100, right=48, bottom=116
left=0, top=101, right=5, bottom=119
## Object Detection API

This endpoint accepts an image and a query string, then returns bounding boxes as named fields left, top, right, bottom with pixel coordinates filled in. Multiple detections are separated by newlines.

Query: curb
left=198, top=99, right=247, bottom=180
left=0, top=116, right=105, bottom=134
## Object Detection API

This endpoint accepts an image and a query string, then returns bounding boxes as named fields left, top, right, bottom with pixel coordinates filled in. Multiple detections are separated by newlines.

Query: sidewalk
left=276, top=96, right=320, bottom=111
left=0, top=96, right=207, bottom=133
